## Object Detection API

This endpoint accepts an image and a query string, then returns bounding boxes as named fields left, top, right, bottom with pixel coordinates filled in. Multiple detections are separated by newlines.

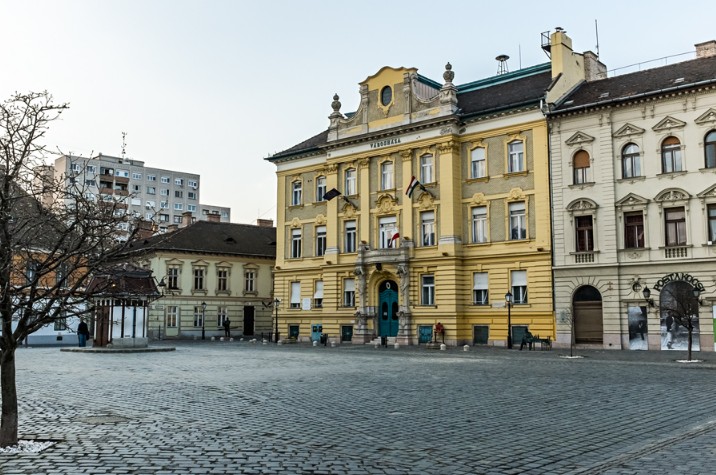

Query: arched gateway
left=573, top=285, right=603, bottom=343
left=378, top=280, right=399, bottom=337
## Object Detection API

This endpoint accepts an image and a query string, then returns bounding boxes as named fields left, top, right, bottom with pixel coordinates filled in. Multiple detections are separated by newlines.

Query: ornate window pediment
left=192, top=259, right=209, bottom=268
left=315, top=214, right=327, bottom=225
left=341, top=202, right=357, bottom=219
left=652, top=115, right=686, bottom=132
left=613, top=123, right=645, bottom=138
left=216, top=261, right=233, bottom=269
left=376, top=194, right=398, bottom=215
left=470, top=192, right=488, bottom=207
left=290, top=217, right=301, bottom=228
left=654, top=188, right=690, bottom=203
left=616, top=193, right=649, bottom=208
left=566, top=198, right=598, bottom=212
left=697, top=183, right=716, bottom=200
left=417, top=192, right=435, bottom=210
left=695, top=108, right=716, bottom=126
left=565, top=131, right=595, bottom=147
left=506, top=187, right=526, bottom=202
left=166, top=258, right=183, bottom=266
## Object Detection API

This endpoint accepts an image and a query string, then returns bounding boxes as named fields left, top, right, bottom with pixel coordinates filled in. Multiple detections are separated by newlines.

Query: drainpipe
left=543, top=101, right=558, bottom=338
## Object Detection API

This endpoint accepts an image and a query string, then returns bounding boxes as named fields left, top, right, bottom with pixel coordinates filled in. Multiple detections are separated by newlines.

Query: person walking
left=223, top=317, right=231, bottom=338
left=77, top=319, right=90, bottom=348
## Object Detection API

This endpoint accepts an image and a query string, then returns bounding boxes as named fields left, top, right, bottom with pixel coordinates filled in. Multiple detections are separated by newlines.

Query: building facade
left=548, top=36, right=716, bottom=351
left=267, top=59, right=559, bottom=346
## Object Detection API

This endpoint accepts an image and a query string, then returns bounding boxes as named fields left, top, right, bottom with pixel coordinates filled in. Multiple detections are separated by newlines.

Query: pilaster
left=276, top=174, right=286, bottom=266
left=400, top=149, right=414, bottom=242
left=325, top=164, right=339, bottom=259
left=437, top=140, right=462, bottom=255
left=360, top=159, right=371, bottom=244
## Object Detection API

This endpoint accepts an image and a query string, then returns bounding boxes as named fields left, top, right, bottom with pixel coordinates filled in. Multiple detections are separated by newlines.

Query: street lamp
left=156, top=277, right=166, bottom=340
left=201, top=301, right=207, bottom=340
left=273, top=298, right=281, bottom=343
left=642, top=286, right=654, bottom=307
left=505, top=292, right=513, bottom=349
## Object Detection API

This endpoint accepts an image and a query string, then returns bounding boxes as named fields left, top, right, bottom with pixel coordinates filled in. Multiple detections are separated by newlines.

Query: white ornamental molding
left=613, top=123, right=646, bottom=138
left=564, top=131, right=596, bottom=147
left=652, top=115, right=687, bottom=132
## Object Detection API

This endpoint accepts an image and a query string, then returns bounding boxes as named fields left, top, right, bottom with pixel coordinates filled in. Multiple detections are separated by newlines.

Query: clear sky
left=0, top=0, right=712, bottom=224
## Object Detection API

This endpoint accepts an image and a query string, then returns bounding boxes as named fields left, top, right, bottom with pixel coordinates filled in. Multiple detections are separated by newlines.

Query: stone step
left=367, top=337, right=396, bottom=345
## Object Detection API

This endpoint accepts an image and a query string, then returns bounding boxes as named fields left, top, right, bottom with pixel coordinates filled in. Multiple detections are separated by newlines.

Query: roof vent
left=599, top=92, right=609, bottom=98
left=563, top=100, right=574, bottom=106
left=224, top=237, right=236, bottom=243
left=496, top=55, right=510, bottom=75
left=674, top=77, right=685, bottom=83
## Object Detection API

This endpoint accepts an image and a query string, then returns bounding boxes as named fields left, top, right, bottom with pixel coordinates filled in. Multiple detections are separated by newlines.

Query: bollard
left=277, top=340, right=283, bottom=346
left=313, top=340, right=318, bottom=347
left=230, top=338, right=234, bottom=342
left=394, top=343, right=400, bottom=349
left=262, top=340, right=267, bottom=345
left=440, top=343, right=447, bottom=351
left=193, top=336, right=198, bottom=341
left=463, top=345, right=469, bottom=351
left=240, top=337, right=244, bottom=341
left=220, top=337, right=225, bottom=342
left=211, top=336, right=216, bottom=341
left=374, top=344, right=379, bottom=349
left=331, top=341, right=336, bottom=348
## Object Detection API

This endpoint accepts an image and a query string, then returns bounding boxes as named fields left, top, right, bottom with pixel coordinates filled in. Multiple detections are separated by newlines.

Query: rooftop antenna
left=519, top=45, right=522, bottom=69
left=121, top=132, right=128, bottom=158
left=595, top=19, right=600, bottom=59
left=496, top=55, right=510, bottom=75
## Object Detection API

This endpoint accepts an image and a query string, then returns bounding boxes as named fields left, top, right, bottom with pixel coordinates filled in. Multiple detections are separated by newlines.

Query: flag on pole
left=389, top=232, right=400, bottom=248
left=406, top=177, right=420, bottom=198
left=323, top=188, right=342, bottom=201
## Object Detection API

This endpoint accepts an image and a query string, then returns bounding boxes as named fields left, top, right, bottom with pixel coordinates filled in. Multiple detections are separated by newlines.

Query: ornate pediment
left=315, top=214, right=327, bottom=225
left=342, top=202, right=357, bottom=218
left=290, top=217, right=301, bottom=228
left=654, top=188, right=690, bottom=203
left=566, top=198, right=598, bottom=212
left=376, top=194, right=398, bottom=215
left=470, top=192, right=487, bottom=207
left=417, top=192, right=435, bottom=210
left=613, top=123, right=645, bottom=138
left=615, top=193, right=649, bottom=207
left=216, top=261, right=233, bottom=269
left=506, top=187, right=526, bottom=202
left=652, top=115, right=686, bottom=132
left=697, top=183, right=716, bottom=199
left=166, top=258, right=183, bottom=266
left=192, top=259, right=210, bottom=267
left=695, top=108, right=716, bottom=126
left=565, top=131, right=595, bottom=146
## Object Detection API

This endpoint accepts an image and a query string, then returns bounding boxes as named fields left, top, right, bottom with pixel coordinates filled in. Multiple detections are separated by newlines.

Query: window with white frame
left=161, top=189, right=169, bottom=196
left=166, top=306, right=178, bottom=327
left=174, top=203, right=183, bottom=211
left=472, top=206, right=487, bottom=243
left=345, top=221, right=356, bottom=253
left=345, top=168, right=356, bottom=195
left=193, top=306, right=204, bottom=327
left=147, top=186, right=156, bottom=194
left=188, top=180, right=197, bottom=188
left=316, top=176, right=326, bottom=202
left=314, top=281, right=323, bottom=308
left=160, top=201, right=169, bottom=209
left=145, top=212, right=153, bottom=220
left=245, top=270, right=255, bottom=292
left=159, top=214, right=169, bottom=222
left=471, top=147, right=486, bottom=178
left=116, top=170, right=129, bottom=177
left=187, top=204, right=196, bottom=212
left=188, top=192, right=196, bottom=200
left=173, top=216, right=182, bottom=224
left=87, top=165, right=96, bottom=174
left=316, top=226, right=326, bottom=257
left=147, top=174, right=156, bottom=181
left=146, top=200, right=156, bottom=208
left=167, top=267, right=179, bottom=289
left=132, top=172, right=142, bottom=179
left=221, top=211, right=229, bottom=218
left=217, top=269, right=228, bottom=291
left=379, top=216, right=398, bottom=249
left=193, top=268, right=205, bottom=290
left=217, top=306, right=227, bottom=326
left=70, top=163, right=81, bottom=172
left=511, top=270, right=527, bottom=304
left=175, top=178, right=183, bottom=186
left=421, top=155, right=433, bottom=183
left=291, top=229, right=302, bottom=258
left=175, top=190, right=183, bottom=198
left=421, top=275, right=435, bottom=305
left=622, top=143, right=641, bottom=178
left=85, top=179, right=96, bottom=187
left=509, top=202, right=526, bottom=240
left=381, top=161, right=393, bottom=190
left=131, top=198, right=141, bottom=205
left=133, top=184, right=141, bottom=192
left=292, top=181, right=302, bottom=206
left=421, top=211, right=435, bottom=246
left=290, top=282, right=301, bottom=308
left=473, top=273, right=488, bottom=305
left=508, top=141, right=524, bottom=173
left=85, top=192, right=95, bottom=200
left=344, top=278, right=355, bottom=307
left=161, top=176, right=170, bottom=184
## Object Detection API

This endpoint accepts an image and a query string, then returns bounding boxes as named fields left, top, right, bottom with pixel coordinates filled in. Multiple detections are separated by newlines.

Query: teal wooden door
left=419, top=325, right=433, bottom=343
left=378, top=281, right=399, bottom=337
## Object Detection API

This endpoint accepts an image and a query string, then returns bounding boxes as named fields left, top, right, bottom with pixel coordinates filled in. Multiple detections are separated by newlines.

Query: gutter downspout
left=542, top=99, right=558, bottom=338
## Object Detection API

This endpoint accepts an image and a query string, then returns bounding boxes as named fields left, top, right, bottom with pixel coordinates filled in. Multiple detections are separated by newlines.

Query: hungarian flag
left=406, top=176, right=420, bottom=198
left=323, top=188, right=342, bottom=201
left=389, top=232, right=400, bottom=248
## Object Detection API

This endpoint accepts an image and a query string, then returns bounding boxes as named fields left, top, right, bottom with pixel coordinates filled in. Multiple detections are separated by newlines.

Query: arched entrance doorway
left=378, top=280, right=399, bottom=337
left=573, top=285, right=603, bottom=343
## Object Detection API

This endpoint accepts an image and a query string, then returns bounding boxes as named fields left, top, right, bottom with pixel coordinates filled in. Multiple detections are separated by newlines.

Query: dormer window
left=381, top=86, right=392, bottom=106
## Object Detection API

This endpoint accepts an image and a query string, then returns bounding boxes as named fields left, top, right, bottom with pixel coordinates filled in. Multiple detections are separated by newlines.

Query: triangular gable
left=615, top=193, right=649, bottom=207
left=565, top=131, right=595, bottom=146
left=695, top=108, right=716, bottom=126
left=613, top=123, right=645, bottom=138
left=652, top=115, right=686, bottom=132
left=192, top=259, right=210, bottom=267
left=166, top=258, right=183, bottom=266
left=697, top=183, right=716, bottom=199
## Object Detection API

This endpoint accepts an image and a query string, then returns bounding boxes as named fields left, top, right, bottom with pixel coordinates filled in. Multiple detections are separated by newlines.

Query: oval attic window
left=381, top=86, right=392, bottom=106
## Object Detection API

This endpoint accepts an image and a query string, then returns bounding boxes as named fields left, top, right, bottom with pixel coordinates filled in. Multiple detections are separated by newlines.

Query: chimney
left=135, top=219, right=154, bottom=240
left=167, top=224, right=179, bottom=233
left=257, top=219, right=274, bottom=228
left=207, top=213, right=221, bottom=223
left=583, top=51, right=607, bottom=81
left=696, top=40, right=716, bottom=59
left=546, top=27, right=585, bottom=104
left=181, top=211, right=194, bottom=228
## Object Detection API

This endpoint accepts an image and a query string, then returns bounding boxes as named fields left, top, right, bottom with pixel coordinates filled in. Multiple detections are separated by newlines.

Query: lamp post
left=156, top=278, right=166, bottom=340
left=273, top=298, right=281, bottom=343
left=201, top=301, right=207, bottom=340
left=505, top=291, right=513, bottom=349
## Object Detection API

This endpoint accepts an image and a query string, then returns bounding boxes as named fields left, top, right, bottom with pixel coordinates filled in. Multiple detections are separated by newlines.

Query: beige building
left=548, top=36, right=716, bottom=351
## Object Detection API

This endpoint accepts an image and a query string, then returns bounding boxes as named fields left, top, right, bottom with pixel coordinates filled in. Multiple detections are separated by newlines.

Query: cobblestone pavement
left=3, top=342, right=716, bottom=474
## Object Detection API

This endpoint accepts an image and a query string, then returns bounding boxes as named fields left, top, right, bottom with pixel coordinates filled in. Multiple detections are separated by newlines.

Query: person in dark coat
left=223, top=318, right=231, bottom=338
left=77, top=319, right=90, bottom=347
left=520, top=331, right=534, bottom=351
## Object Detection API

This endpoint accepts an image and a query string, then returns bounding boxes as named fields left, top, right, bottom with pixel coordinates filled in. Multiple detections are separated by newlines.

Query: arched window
left=622, top=143, right=641, bottom=179
left=573, top=150, right=590, bottom=184
left=661, top=137, right=682, bottom=173
left=705, top=130, right=716, bottom=169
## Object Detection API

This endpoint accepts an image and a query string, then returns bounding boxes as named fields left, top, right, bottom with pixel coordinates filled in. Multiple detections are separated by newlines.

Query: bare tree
left=558, top=308, right=576, bottom=357
left=0, top=92, right=144, bottom=447
left=654, top=282, right=700, bottom=361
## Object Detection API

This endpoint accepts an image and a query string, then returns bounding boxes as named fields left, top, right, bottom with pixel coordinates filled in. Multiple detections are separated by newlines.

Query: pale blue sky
left=0, top=0, right=712, bottom=223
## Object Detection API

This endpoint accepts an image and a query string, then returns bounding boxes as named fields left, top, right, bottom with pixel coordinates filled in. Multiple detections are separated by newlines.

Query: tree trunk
left=0, top=347, right=19, bottom=447
left=687, top=329, right=693, bottom=362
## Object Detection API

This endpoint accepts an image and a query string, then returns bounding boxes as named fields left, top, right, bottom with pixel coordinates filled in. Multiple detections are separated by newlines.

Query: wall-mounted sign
left=370, top=137, right=402, bottom=149
left=653, top=273, right=705, bottom=292
left=302, top=298, right=312, bottom=311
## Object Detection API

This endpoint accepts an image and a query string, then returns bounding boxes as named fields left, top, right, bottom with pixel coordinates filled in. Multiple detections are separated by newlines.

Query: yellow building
left=267, top=61, right=555, bottom=346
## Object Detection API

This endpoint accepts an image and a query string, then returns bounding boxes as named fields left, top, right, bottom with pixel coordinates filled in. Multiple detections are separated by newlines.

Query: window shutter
left=472, top=206, right=486, bottom=216
left=379, top=216, right=397, bottom=224
left=421, top=211, right=434, bottom=221
left=473, top=273, right=488, bottom=290
left=314, top=281, right=323, bottom=299
left=573, top=150, right=590, bottom=168
left=509, top=202, right=525, bottom=212
left=291, top=282, right=301, bottom=304
left=511, top=270, right=527, bottom=287
left=662, top=136, right=680, bottom=146
left=472, top=147, right=485, bottom=161
left=344, top=278, right=355, bottom=292
left=316, top=226, right=326, bottom=234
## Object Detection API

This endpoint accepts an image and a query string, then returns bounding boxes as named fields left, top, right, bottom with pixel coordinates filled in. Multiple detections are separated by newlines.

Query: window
left=85, top=179, right=96, bottom=187
left=314, top=281, right=323, bottom=308
left=221, top=211, right=229, bottom=218
left=625, top=212, right=645, bottom=249
left=345, top=221, right=356, bottom=253
left=146, top=200, right=156, bottom=208
left=473, top=273, right=488, bottom=305
left=25, top=261, right=37, bottom=284
left=511, top=270, right=527, bottom=304
left=167, top=268, right=179, bottom=289
left=706, top=131, right=716, bottom=169
left=316, top=226, right=326, bottom=256
left=133, top=184, right=141, bottom=192
left=175, top=178, right=183, bottom=186
left=421, top=211, right=435, bottom=246
left=166, top=306, right=178, bottom=327
left=160, top=201, right=169, bottom=209
left=194, top=268, right=205, bottom=290
left=132, top=172, right=142, bottom=179
left=622, top=144, right=641, bottom=178
left=175, top=190, right=183, bottom=198
left=145, top=213, right=153, bottom=220
left=188, top=180, right=197, bottom=188
left=573, top=150, right=590, bottom=184
left=316, top=176, right=326, bottom=202
left=508, top=141, right=524, bottom=173
left=575, top=216, right=594, bottom=251
left=292, top=181, right=302, bottom=206
left=344, top=278, right=355, bottom=307
left=471, top=147, right=486, bottom=179
left=188, top=192, right=196, bottom=200
left=187, top=204, right=196, bottom=212
left=85, top=192, right=95, bottom=200
left=161, top=176, right=170, bottom=184
left=290, top=282, right=301, bottom=309
left=245, top=271, right=255, bottom=292
left=193, top=306, right=204, bottom=327
left=381, top=162, right=393, bottom=190
left=345, top=169, right=356, bottom=196
left=70, top=163, right=81, bottom=172
left=379, top=216, right=397, bottom=249
left=202, top=209, right=208, bottom=215
left=665, top=207, right=686, bottom=246
left=54, top=316, right=67, bottom=331
left=56, top=263, right=69, bottom=288
left=509, top=202, right=526, bottom=240
left=160, top=214, right=169, bottom=222
left=217, top=270, right=228, bottom=291
left=116, top=170, right=129, bottom=177
left=291, top=229, right=301, bottom=258
left=421, top=155, right=433, bottom=183
left=217, top=306, right=227, bottom=326
left=147, top=174, right=156, bottom=182
left=381, top=86, right=392, bottom=106
left=174, top=203, right=183, bottom=210
left=661, top=137, right=682, bottom=173
left=472, top=207, right=487, bottom=243
left=421, top=275, right=435, bottom=306
left=87, top=165, right=96, bottom=174
left=173, top=216, right=182, bottom=224
left=160, top=189, right=169, bottom=196
left=709, top=205, right=716, bottom=242
left=147, top=187, right=156, bottom=194
left=100, top=167, right=113, bottom=175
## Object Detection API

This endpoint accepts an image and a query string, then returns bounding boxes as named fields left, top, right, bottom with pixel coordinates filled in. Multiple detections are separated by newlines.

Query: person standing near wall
left=77, top=319, right=90, bottom=348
